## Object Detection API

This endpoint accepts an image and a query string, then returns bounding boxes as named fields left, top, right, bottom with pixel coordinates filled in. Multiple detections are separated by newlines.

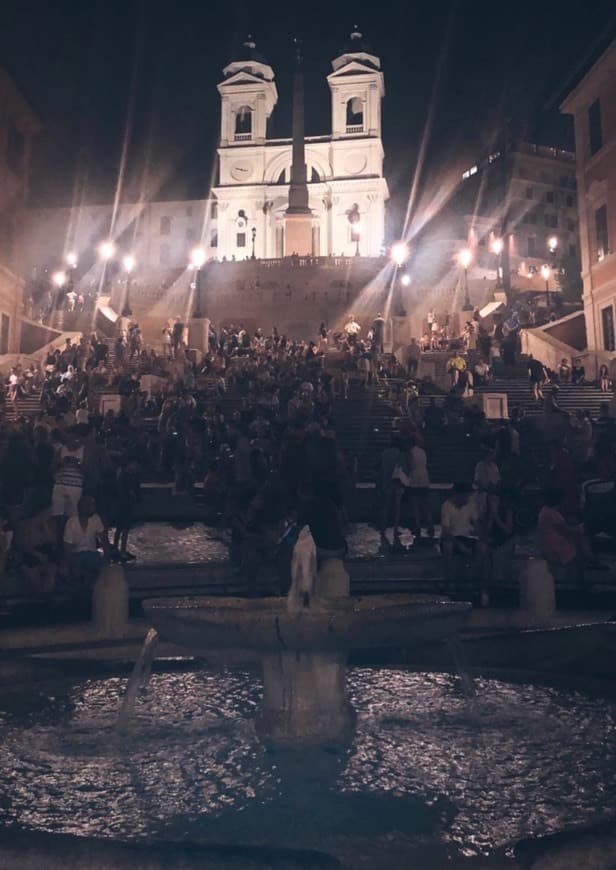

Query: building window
left=526, top=186, right=534, bottom=199
left=210, top=230, right=218, bottom=248
left=236, top=232, right=246, bottom=248
left=310, top=167, right=321, bottom=183
left=0, top=314, right=9, bottom=355
left=567, top=219, right=576, bottom=232
left=602, top=305, right=615, bottom=352
left=186, top=228, right=195, bottom=242
left=210, top=201, right=218, bottom=219
left=566, top=194, right=575, bottom=208
left=346, top=97, right=364, bottom=130
left=545, top=191, right=554, bottom=204
left=527, top=237, right=537, bottom=258
left=235, top=106, right=252, bottom=136
left=159, top=243, right=170, bottom=266
left=588, top=99, right=603, bottom=156
left=544, top=214, right=558, bottom=229
left=595, top=204, right=608, bottom=261
left=569, top=243, right=577, bottom=258
left=160, top=216, right=172, bottom=235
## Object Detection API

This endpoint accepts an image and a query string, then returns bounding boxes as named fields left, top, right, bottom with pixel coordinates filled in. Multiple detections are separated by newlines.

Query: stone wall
left=116, top=256, right=399, bottom=342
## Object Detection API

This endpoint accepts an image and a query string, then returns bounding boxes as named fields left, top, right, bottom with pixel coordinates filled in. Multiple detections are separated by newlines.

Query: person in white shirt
left=440, top=482, right=488, bottom=589
left=406, top=437, right=434, bottom=540
left=63, top=495, right=109, bottom=584
left=344, top=315, right=361, bottom=345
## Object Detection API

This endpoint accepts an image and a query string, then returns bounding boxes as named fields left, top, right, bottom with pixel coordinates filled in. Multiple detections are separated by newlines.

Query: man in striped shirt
left=51, top=430, right=84, bottom=520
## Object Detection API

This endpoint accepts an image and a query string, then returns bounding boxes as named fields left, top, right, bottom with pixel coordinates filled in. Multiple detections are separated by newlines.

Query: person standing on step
left=406, top=435, right=434, bottom=542
left=528, top=355, right=547, bottom=401
left=379, top=436, right=406, bottom=553
left=372, top=313, right=385, bottom=355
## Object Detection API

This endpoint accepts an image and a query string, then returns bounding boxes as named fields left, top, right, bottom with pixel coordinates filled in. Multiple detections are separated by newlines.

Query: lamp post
left=66, top=252, right=78, bottom=270
left=353, top=221, right=362, bottom=257
left=491, top=237, right=504, bottom=288
left=122, top=255, right=135, bottom=317
left=541, top=263, right=551, bottom=309
left=391, top=241, right=409, bottom=268
left=251, top=226, right=256, bottom=260
left=400, top=273, right=411, bottom=287
left=459, top=247, right=473, bottom=311
left=98, top=240, right=116, bottom=296
left=52, top=270, right=66, bottom=290
left=190, top=247, right=206, bottom=318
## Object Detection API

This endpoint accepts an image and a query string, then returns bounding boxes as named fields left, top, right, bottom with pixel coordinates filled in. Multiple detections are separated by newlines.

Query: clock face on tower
left=230, top=160, right=253, bottom=182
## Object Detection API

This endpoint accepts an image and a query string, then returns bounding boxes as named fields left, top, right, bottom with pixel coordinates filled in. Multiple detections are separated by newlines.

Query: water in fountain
left=0, top=666, right=614, bottom=865
left=115, top=628, right=159, bottom=733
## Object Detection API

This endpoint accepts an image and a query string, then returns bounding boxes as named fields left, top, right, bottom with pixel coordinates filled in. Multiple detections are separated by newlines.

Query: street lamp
left=548, top=236, right=558, bottom=255
left=353, top=221, right=362, bottom=257
left=190, top=246, right=206, bottom=318
left=99, top=240, right=116, bottom=261
left=400, top=273, right=411, bottom=287
left=66, top=252, right=78, bottom=269
left=121, top=254, right=135, bottom=316
left=251, top=227, right=257, bottom=260
left=52, top=270, right=67, bottom=289
left=491, top=237, right=504, bottom=288
left=458, top=247, right=473, bottom=311
left=391, top=241, right=409, bottom=267
left=541, top=263, right=551, bottom=309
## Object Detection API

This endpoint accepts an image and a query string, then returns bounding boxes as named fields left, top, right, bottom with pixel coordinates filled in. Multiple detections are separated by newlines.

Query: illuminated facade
left=561, top=40, right=616, bottom=354
left=211, top=31, right=389, bottom=260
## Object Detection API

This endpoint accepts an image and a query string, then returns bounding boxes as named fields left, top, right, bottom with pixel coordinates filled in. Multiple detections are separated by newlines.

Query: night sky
left=2, top=0, right=615, bottom=233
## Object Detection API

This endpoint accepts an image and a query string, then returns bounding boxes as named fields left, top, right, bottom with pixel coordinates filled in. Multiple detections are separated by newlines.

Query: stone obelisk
left=284, top=40, right=313, bottom=256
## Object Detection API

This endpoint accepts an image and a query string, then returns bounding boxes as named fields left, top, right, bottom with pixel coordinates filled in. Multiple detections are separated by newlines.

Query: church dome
left=230, top=35, right=270, bottom=67
left=341, top=27, right=373, bottom=56
left=332, top=26, right=380, bottom=71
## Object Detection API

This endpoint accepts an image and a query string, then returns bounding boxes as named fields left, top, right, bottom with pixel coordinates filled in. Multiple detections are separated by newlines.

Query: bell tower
left=217, top=36, right=277, bottom=147
left=328, top=27, right=384, bottom=140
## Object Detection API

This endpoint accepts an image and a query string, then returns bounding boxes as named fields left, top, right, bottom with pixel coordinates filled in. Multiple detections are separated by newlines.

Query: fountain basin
left=143, top=594, right=471, bottom=654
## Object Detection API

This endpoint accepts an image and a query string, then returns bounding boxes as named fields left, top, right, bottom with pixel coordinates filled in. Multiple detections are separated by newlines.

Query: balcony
left=234, top=133, right=252, bottom=142
left=345, top=125, right=364, bottom=135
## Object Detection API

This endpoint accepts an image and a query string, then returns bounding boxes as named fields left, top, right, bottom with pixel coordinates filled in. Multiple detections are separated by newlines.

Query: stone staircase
left=3, top=391, right=42, bottom=420
left=475, top=378, right=613, bottom=417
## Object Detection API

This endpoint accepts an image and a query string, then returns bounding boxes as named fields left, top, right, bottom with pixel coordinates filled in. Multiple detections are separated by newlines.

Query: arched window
left=276, top=168, right=286, bottom=184
left=310, top=167, right=321, bottom=183
left=346, top=97, right=364, bottom=130
left=235, top=106, right=252, bottom=136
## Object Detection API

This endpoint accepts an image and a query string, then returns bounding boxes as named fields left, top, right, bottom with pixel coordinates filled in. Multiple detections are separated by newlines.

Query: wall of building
left=561, top=40, right=616, bottom=355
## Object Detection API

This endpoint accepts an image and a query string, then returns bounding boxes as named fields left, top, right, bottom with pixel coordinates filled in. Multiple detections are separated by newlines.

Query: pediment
left=328, top=60, right=379, bottom=80
left=219, top=70, right=269, bottom=88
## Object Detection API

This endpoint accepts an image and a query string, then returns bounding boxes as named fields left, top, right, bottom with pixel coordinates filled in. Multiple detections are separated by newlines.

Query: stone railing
left=234, top=133, right=252, bottom=142
left=346, top=125, right=364, bottom=135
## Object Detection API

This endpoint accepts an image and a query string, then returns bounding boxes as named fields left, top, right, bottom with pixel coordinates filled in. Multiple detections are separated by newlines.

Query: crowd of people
left=0, top=305, right=614, bottom=605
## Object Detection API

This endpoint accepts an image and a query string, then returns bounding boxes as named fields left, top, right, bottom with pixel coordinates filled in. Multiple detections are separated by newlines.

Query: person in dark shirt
left=110, top=457, right=141, bottom=562
left=528, top=356, right=547, bottom=401
left=298, top=481, right=347, bottom=563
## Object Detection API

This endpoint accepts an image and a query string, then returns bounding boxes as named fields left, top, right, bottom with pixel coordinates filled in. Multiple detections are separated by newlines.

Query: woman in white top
left=406, top=437, right=434, bottom=539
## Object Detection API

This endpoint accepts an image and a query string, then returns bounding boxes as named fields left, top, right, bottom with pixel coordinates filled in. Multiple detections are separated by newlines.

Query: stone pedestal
left=518, top=559, right=555, bottom=624
left=92, top=564, right=129, bottom=637
left=257, top=650, right=355, bottom=748
left=284, top=213, right=313, bottom=256
left=479, top=392, right=509, bottom=420
left=316, top=558, right=350, bottom=600
left=187, top=317, right=210, bottom=354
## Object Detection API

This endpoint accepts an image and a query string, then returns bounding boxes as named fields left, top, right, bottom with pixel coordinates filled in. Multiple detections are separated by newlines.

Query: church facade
left=212, top=30, right=388, bottom=260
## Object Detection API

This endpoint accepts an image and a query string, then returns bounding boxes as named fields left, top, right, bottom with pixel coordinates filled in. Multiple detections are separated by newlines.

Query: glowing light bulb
left=458, top=248, right=473, bottom=269
left=391, top=241, right=409, bottom=266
